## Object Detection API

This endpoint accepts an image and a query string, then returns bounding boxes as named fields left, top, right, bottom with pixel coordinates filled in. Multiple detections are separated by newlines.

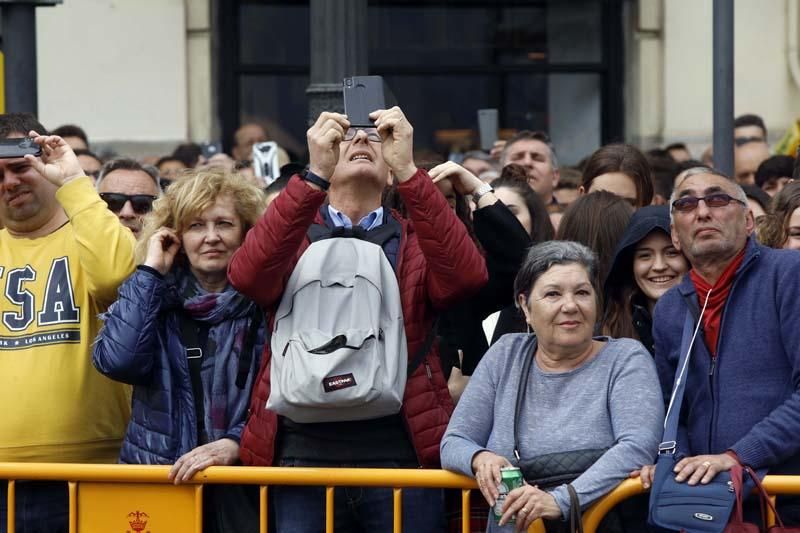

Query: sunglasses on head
left=343, top=127, right=381, bottom=142
left=99, top=193, right=157, bottom=215
left=671, top=192, right=746, bottom=213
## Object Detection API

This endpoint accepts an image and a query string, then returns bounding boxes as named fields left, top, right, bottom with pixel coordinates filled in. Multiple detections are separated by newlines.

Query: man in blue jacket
left=650, top=166, right=800, bottom=520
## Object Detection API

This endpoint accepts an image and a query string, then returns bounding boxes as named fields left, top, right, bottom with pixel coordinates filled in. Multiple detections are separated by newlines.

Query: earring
left=527, top=323, right=532, bottom=335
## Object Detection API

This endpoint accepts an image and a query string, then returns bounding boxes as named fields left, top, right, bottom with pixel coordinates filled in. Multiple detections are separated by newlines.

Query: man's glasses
left=671, top=192, right=746, bottom=213
left=99, top=193, right=157, bottom=215
left=343, top=127, right=381, bottom=142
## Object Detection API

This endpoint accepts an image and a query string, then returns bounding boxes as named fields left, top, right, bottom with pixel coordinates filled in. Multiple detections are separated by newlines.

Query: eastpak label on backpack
left=266, top=233, right=408, bottom=423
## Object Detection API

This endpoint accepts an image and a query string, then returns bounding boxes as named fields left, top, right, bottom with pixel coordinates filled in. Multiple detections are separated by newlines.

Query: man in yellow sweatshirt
left=0, top=114, right=135, bottom=532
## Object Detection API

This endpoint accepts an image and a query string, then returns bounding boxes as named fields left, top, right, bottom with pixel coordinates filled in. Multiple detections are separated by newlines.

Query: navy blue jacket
left=92, top=267, right=264, bottom=465
left=653, top=238, right=800, bottom=473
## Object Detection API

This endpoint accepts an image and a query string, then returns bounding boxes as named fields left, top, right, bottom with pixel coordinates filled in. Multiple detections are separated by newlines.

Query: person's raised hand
left=370, top=107, right=417, bottom=182
left=307, top=112, right=350, bottom=180
left=673, top=453, right=738, bottom=485
left=168, top=438, right=239, bottom=484
left=24, top=131, right=84, bottom=187
left=471, top=450, right=512, bottom=507
left=429, top=161, right=484, bottom=196
left=500, top=484, right=562, bottom=531
left=490, top=139, right=507, bottom=161
left=144, top=227, right=181, bottom=275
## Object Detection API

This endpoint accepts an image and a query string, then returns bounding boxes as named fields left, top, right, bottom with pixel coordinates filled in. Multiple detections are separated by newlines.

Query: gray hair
left=669, top=166, right=747, bottom=223
left=514, top=240, right=597, bottom=304
left=501, top=130, right=559, bottom=171
left=96, top=157, right=161, bottom=192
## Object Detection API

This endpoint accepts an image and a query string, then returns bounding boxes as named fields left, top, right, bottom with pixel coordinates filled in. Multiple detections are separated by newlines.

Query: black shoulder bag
left=512, top=337, right=608, bottom=532
left=513, top=337, right=608, bottom=489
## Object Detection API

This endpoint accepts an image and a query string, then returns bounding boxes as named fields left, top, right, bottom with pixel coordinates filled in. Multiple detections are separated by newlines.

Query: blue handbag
left=648, top=303, right=744, bottom=532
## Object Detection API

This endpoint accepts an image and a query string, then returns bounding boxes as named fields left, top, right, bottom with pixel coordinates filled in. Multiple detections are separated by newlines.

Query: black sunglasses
left=99, top=193, right=157, bottom=215
left=671, top=192, right=746, bottom=213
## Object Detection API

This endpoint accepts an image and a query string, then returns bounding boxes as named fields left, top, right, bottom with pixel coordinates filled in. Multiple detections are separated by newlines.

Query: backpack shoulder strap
left=407, top=318, right=438, bottom=378
left=178, top=313, right=210, bottom=444
left=236, top=306, right=264, bottom=389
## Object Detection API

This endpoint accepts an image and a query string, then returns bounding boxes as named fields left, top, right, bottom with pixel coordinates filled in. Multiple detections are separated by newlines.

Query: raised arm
left=228, top=112, right=349, bottom=307
left=370, top=109, right=487, bottom=308
left=27, top=132, right=135, bottom=306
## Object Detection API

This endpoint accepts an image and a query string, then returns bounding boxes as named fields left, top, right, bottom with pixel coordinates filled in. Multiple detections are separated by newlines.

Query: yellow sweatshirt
left=0, top=176, right=135, bottom=463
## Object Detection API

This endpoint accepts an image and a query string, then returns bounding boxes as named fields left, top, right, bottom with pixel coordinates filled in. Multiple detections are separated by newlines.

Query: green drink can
left=492, top=466, right=524, bottom=524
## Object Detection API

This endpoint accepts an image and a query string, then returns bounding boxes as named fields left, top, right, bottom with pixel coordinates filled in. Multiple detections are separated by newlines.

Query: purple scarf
left=173, top=270, right=256, bottom=443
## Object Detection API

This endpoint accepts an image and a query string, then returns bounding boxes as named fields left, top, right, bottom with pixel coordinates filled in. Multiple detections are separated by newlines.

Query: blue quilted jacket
left=92, top=266, right=264, bottom=465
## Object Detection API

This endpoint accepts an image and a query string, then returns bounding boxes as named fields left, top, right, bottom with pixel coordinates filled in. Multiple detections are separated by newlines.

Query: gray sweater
left=440, top=334, right=663, bottom=527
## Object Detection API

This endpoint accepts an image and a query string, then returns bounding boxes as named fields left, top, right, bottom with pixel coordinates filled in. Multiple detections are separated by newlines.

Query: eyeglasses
left=671, top=192, right=746, bottom=213
left=99, top=193, right=157, bottom=214
left=343, top=127, right=381, bottom=142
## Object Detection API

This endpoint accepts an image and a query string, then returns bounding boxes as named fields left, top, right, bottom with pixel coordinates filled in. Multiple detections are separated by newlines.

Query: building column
left=2, top=3, right=39, bottom=113
left=186, top=0, right=213, bottom=143
left=306, top=0, right=368, bottom=123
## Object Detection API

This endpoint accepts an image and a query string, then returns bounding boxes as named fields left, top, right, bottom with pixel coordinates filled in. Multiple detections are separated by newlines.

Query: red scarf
left=689, top=248, right=746, bottom=357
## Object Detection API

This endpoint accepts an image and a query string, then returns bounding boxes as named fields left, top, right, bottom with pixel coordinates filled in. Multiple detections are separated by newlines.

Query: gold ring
left=702, top=461, right=712, bottom=467
left=521, top=507, right=529, bottom=514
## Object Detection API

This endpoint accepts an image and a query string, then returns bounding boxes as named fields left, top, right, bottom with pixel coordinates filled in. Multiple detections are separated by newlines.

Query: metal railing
left=2, top=463, right=800, bottom=533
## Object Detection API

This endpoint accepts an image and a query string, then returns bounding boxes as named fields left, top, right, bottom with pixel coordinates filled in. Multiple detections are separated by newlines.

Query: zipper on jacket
left=424, top=361, right=432, bottom=380
left=704, top=249, right=755, bottom=452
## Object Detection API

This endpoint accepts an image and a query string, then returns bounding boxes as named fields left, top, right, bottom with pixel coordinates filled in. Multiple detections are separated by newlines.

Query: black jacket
left=438, top=201, right=531, bottom=375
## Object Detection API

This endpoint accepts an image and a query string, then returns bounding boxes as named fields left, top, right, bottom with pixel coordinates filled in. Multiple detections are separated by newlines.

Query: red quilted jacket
left=228, top=169, right=488, bottom=467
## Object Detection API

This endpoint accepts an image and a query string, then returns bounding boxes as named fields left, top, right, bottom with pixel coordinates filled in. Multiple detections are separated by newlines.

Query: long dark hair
left=556, top=190, right=634, bottom=295
left=581, top=144, right=654, bottom=207
left=490, top=164, right=554, bottom=243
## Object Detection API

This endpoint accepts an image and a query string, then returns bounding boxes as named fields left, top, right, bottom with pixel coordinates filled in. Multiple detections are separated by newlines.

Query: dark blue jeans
left=0, top=481, right=68, bottom=533
left=273, top=458, right=446, bottom=533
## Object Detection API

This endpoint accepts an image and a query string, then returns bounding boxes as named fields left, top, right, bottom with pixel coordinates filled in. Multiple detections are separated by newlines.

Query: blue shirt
left=327, top=205, right=384, bottom=231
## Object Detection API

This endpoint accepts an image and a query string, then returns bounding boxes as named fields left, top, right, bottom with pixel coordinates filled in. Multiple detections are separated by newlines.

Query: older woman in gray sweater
left=441, top=241, right=663, bottom=532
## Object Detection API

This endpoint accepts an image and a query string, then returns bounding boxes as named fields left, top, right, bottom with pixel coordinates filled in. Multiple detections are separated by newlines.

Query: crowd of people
left=1, top=106, right=799, bottom=533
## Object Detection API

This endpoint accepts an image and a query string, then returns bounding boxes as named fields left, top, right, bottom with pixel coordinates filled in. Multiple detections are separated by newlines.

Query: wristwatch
left=472, top=182, right=494, bottom=203
left=302, top=169, right=331, bottom=191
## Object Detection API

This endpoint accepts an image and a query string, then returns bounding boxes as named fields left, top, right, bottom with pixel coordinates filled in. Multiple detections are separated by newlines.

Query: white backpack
left=267, top=225, right=408, bottom=423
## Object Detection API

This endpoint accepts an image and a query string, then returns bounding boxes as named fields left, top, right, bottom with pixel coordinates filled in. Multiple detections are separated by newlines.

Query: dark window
left=219, top=0, right=622, bottom=165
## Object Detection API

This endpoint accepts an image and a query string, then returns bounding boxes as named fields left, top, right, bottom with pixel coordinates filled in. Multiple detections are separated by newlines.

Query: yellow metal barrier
left=0, top=463, right=546, bottom=533
left=3, top=463, right=798, bottom=532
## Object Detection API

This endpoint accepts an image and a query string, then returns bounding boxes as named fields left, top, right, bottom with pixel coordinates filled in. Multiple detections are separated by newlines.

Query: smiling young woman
left=603, top=205, right=689, bottom=355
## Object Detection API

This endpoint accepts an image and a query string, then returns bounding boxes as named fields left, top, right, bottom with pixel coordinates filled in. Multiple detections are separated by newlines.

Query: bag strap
left=513, top=336, right=538, bottom=462
left=659, top=290, right=713, bottom=453
left=407, top=319, right=438, bottom=378
left=744, top=465, right=786, bottom=528
left=178, top=313, right=210, bottom=445
left=567, top=484, right=585, bottom=533
left=729, top=464, right=747, bottom=523
left=236, top=306, right=264, bottom=389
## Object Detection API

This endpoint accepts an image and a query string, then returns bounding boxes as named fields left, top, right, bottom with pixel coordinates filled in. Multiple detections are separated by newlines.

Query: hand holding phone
left=306, top=112, right=350, bottom=180
left=23, top=131, right=84, bottom=186
left=370, top=107, right=417, bottom=182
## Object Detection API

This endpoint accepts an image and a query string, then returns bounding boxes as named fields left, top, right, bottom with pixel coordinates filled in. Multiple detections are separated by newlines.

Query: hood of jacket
left=604, top=205, right=672, bottom=292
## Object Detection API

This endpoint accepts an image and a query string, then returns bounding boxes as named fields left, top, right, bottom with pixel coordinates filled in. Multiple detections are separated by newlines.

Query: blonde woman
left=92, top=168, right=266, bottom=532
